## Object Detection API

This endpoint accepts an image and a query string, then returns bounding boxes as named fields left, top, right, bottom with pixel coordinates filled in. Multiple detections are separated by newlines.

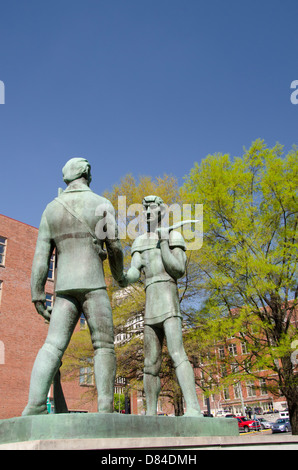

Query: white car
left=256, top=418, right=272, bottom=429
left=216, top=410, right=230, bottom=417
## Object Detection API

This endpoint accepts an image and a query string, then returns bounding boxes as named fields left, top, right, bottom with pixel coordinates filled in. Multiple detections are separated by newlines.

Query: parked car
left=256, top=418, right=273, bottom=429
left=236, top=416, right=261, bottom=433
left=216, top=410, right=230, bottom=417
left=271, top=419, right=292, bottom=433
left=264, top=409, right=279, bottom=415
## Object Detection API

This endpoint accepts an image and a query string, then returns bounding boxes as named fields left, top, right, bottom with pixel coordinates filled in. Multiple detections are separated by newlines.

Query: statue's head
left=62, top=158, right=91, bottom=185
left=142, top=195, right=166, bottom=230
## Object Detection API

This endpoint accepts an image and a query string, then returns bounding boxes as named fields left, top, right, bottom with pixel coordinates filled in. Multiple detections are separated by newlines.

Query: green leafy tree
left=114, top=393, right=125, bottom=413
left=182, top=139, right=298, bottom=432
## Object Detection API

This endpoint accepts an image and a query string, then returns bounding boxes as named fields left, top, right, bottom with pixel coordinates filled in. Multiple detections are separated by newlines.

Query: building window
left=0, top=237, right=7, bottom=266
left=223, top=387, right=230, bottom=400
left=231, top=363, right=239, bottom=373
left=191, top=355, right=200, bottom=368
left=45, top=294, right=53, bottom=308
left=218, top=346, right=225, bottom=359
left=233, top=382, right=242, bottom=400
left=79, top=358, right=94, bottom=386
left=115, top=376, right=126, bottom=394
left=220, top=364, right=227, bottom=377
left=228, top=343, right=237, bottom=357
left=260, top=378, right=268, bottom=396
left=47, top=253, right=55, bottom=281
left=246, top=380, right=256, bottom=397
left=241, top=342, right=248, bottom=354
left=115, top=331, right=128, bottom=344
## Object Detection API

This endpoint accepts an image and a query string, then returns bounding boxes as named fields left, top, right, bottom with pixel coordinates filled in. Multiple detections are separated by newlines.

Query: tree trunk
left=281, top=356, right=298, bottom=435
left=173, top=392, right=184, bottom=416
left=288, top=396, right=298, bottom=435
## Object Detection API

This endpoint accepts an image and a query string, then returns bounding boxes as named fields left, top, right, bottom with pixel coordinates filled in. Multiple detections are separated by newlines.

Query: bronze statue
left=122, top=195, right=201, bottom=416
left=23, top=158, right=125, bottom=415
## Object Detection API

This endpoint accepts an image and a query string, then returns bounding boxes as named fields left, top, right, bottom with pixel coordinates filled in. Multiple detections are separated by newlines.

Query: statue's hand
left=156, top=227, right=170, bottom=241
left=34, top=301, right=52, bottom=322
left=118, top=273, right=128, bottom=288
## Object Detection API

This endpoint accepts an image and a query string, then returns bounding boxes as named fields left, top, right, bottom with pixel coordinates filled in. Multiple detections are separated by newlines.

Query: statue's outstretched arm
left=160, top=242, right=186, bottom=280
left=119, top=251, right=142, bottom=287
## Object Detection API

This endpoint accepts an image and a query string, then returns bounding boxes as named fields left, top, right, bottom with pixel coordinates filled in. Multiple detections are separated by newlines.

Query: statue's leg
left=164, top=317, right=201, bottom=417
left=143, top=324, right=164, bottom=415
left=22, top=295, right=80, bottom=416
left=83, top=289, right=116, bottom=413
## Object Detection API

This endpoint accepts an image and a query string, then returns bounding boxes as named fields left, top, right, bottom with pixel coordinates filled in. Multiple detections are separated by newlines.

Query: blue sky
left=0, top=0, right=298, bottom=227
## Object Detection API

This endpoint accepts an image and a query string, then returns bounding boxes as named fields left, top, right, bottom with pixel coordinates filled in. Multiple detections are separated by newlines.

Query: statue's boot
left=175, top=360, right=202, bottom=417
left=22, top=343, right=61, bottom=416
left=143, top=373, right=160, bottom=416
left=94, top=349, right=116, bottom=413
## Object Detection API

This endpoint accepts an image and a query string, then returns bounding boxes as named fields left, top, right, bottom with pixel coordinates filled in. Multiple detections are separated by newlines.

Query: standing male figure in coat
left=23, top=157, right=125, bottom=416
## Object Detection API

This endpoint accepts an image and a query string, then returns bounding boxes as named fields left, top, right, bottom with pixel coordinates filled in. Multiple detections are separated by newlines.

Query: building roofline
left=0, top=213, right=38, bottom=230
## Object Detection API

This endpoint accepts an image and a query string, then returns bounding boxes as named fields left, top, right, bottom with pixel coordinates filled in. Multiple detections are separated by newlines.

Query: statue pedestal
left=0, top=413, right=238, bottom=448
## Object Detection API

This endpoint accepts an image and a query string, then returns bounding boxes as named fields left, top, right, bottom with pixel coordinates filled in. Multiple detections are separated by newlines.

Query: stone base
left=1, top=434, right=298, bottom=451
left=0, top=413, right=238, bottom=446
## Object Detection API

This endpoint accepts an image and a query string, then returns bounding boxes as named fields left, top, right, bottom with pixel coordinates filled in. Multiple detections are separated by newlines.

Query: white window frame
left=47, top=253, right=55, bottom=281
left=0, top=237, right=7, bottom=266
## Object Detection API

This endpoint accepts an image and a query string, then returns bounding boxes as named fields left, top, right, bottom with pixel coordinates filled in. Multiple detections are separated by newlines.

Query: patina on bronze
left=22, top=158, right=125, bottom=416
left=123, top=195, right=202, bottom=417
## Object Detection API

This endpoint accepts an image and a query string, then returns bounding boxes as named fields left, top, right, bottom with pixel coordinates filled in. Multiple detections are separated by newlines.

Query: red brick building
left=192, top=338, right=290, bottom=417
left=0, top=214, right=53, bottom=418
left=149, top=310, right=297, bottom=417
